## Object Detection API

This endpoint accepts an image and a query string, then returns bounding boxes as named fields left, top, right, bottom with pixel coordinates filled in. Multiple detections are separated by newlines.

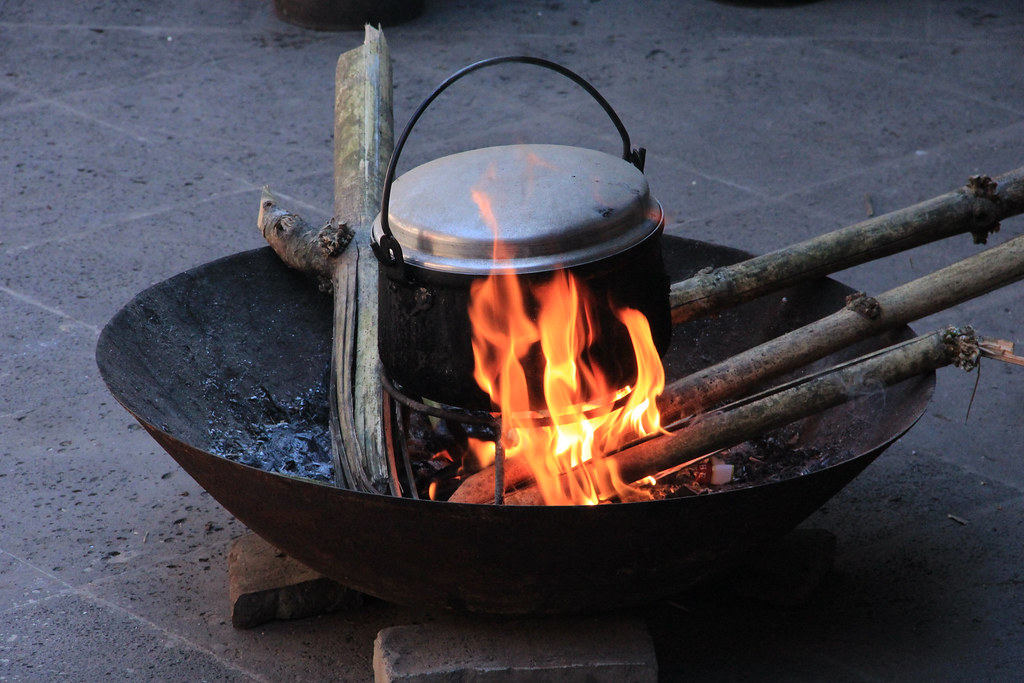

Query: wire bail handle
left=372, top=55, right=647, bottom=270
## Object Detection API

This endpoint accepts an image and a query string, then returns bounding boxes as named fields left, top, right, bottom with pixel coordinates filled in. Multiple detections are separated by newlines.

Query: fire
left=468, top=189, right=665, bottom=505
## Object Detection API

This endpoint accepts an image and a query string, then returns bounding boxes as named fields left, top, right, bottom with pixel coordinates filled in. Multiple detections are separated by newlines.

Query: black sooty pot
left=372, top=57, right=671, bottom=410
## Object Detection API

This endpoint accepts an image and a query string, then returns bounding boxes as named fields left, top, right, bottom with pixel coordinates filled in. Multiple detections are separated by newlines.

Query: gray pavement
left=2, top=0, right=1023, bottom=680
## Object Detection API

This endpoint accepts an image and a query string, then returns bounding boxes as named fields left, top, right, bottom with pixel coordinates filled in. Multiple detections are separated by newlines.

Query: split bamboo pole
left=328, top=26, right=394, bottom=493
left=660, top=232, right=1024, bottom=422
left=498, top=327, right=982, bottom=506
left=669, top=168, right=1024, bottom=324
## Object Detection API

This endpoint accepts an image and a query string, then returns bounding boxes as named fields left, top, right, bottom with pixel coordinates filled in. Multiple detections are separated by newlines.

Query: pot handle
left=372, top=55, right=647, bottom=270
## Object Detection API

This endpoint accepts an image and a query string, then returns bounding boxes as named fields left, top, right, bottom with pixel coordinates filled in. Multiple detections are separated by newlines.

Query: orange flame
left=468, top=189, right=665, bottom=505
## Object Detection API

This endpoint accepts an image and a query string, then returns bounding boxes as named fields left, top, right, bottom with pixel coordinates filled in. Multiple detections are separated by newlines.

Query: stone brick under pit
left=373, top=616, right=657, bottom=682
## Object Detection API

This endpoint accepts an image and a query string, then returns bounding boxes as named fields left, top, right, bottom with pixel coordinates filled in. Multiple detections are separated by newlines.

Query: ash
left=206, top=382, right=334, bottom=482
left=648, top=426, right=854, bottom=499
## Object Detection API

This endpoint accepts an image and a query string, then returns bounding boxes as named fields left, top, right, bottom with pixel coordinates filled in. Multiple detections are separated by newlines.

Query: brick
left=227, top=532, right=363, bottom=629
left=373, top=615, right=657, bottom=682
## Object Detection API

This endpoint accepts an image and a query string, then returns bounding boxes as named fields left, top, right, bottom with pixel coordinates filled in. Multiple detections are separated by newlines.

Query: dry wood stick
left=329, top=26, right=394, bottom=494
left=492, top=327, right=981, bottom=506
left=670, top=167, right=1024, bottom=324
left=660, top=232, right=1024, bottom=423
left=257, top=188, right=352, bottom=293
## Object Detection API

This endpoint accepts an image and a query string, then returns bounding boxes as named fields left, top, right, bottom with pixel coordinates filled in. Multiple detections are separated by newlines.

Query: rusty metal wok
left=96, top=235, right=934, bottom=614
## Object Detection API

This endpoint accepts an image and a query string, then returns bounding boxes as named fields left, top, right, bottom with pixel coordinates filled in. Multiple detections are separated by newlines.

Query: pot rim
left=372, top=144, right=664, bottom=275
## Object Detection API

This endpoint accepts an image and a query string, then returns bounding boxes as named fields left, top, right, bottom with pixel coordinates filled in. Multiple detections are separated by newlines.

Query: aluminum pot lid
left=372, top=143, right=663, bottom=275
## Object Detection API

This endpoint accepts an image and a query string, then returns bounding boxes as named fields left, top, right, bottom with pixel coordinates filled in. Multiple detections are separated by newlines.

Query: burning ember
left=461, top=188, right=665, bottom=505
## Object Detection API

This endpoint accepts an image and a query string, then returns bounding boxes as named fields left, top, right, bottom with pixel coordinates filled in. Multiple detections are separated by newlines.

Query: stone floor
left=2, top=0, right=1023, bottom=680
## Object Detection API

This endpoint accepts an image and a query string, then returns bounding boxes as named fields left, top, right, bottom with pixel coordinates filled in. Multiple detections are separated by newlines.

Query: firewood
left=978, top=338, right=1024, bottom=367
left=660, top=232, right=1024, bottom=422
left=670, top=167, right=1024, bottom=324
left=451, top=228, right=1024, bottom=506
left=470, top=327, right=986, bottom=506
left=326, top=26, right=394, bottom=494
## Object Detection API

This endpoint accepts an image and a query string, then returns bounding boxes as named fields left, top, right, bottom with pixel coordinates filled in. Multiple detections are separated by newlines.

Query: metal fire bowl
left=96, top=236, right=934, bottom=615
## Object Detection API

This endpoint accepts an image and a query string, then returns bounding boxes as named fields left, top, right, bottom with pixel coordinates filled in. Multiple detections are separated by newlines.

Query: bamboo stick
left=670, top=167, right=1024, bottom=324
left=491, top=327, right=979, bottom=506
left=660, top=232, right=1024, bottom=423
left=603, top=328, right=976, bottom=493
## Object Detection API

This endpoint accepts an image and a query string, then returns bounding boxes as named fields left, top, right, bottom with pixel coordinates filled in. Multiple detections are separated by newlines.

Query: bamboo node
left=844, top=292, right=881, bottom=319
left=966, top=175, right=1002, bottom=244
left=969, top=221, right=1000, bottom=245
left=942, top=325, right=981, bottom=371
left=967, top=175, right=998, bottom=200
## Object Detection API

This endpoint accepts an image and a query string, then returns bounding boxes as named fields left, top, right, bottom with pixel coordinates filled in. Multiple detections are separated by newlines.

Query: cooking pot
left=372, top=57, right=671, bottom=410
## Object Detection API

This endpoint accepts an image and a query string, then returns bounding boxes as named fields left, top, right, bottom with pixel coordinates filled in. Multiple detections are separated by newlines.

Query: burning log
left=457, top=326, right=993, bottom=506
left=660, top=232, right=1024, bottom=423
left=256, top=26, right=394, bottom=493
left=669, top=167, right=1024, bottom=324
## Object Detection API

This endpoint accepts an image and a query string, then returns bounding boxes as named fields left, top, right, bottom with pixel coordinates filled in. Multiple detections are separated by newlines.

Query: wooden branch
left=670, top=167, right=1024, bottom=324
left=256, top=187, right=352, bottom=291
left=660, top=232, right=1024, bottom=423
left=606, top=328, right=979, bottom=492
left=329, top=26, right=395, bottom=494
left=462, top=327, right=980, bottom=506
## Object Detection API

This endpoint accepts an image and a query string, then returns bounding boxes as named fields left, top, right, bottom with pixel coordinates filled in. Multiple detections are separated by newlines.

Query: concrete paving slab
left=646, top=493, right=1024, bottom=681
left=0, top=436, right=240, bottom=589
left=815, top=39, right=1024, bottom=115
left=0, top=592, right=253, bottom=680
left=86, top=551, right=419, bottom=682
left=56, top=35, right=346, bottom=151
left=0, top=552, right=69, bottom=613
left=2, top=0, right=1023, bottom=680
left=778, top=122, right=1024, bottom=246
left=790, top=499, right=1024, bottom=681
left=634, top=43, right=1018, bottom=199
left=0, top=0, right=279, bottom=31
left=0, top=295, right=99, bottom=421
left=805, top=444, right=1021, bottom=551
left=0, top=104, right=248, bottom=250
left=0, top=192, right=266, bottom=330
left=0, top=82, right=35, bottom=114
left=0, top=23, right=268, bottom=98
